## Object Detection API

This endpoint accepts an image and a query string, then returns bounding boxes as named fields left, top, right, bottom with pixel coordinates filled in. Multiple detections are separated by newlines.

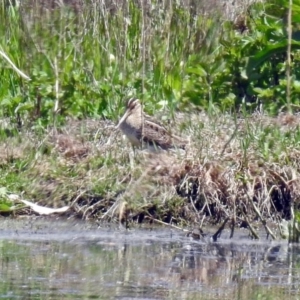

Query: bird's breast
left=119, top=121, right=141, bottom=146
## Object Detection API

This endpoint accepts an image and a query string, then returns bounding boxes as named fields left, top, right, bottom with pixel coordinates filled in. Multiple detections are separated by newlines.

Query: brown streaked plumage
left=116, top=98, right=187, bottom=151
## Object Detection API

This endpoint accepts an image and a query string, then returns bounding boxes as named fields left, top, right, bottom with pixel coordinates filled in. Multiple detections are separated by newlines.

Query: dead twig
left=145, top=215, right=189, bottom=233
left=242, top=211, right=259, bottom=239
left=212, top=217, right=230, bottom=242
left=245, top=185, right=276, bottom=240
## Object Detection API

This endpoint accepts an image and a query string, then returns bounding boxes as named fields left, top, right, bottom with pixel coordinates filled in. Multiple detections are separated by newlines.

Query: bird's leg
left=129, top=145, right=136, bottom=169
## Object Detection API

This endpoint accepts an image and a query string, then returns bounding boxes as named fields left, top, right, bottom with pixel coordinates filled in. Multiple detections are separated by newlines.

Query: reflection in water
left=0, top=220, right=299, bottom=299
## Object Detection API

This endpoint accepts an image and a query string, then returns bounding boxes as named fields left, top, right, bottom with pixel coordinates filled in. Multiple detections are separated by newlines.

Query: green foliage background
left=1, top=0, right=300, bottom=126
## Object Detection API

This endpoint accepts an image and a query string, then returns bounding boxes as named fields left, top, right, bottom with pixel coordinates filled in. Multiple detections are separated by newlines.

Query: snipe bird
left=116, top=98, right=187, bottom=151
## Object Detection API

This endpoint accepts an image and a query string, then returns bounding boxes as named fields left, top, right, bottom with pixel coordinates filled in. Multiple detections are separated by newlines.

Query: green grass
left=1, top=0, right=300, bottom=232
left=2, top=0, right=295, bottom=126
left=2, top=0, right=200, bottom=123
left=0, top=110, right=299, bottom=231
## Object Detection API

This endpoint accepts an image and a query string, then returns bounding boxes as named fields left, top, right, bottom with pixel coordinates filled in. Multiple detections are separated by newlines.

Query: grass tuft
left=1, top=110, right=300, bottom=234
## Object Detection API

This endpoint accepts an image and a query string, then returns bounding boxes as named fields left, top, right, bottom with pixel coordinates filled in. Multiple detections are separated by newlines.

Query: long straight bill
left=116, top=110, right=130, bottom=129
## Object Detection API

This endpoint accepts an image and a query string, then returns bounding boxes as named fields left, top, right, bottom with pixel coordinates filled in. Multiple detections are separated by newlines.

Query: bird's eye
left=126, top=98, right=140, bottom=110
left=128, top=99, right=137, bottom=109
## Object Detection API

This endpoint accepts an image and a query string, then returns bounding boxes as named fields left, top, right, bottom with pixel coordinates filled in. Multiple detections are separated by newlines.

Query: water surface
left=0, top=218, right=299, bottom=299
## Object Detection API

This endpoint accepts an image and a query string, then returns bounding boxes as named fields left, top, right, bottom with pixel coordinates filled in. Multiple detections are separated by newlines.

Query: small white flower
left=109, top=54, right=115, bottom=62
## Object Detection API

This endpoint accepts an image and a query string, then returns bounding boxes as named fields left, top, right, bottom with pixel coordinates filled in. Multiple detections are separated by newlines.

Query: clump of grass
left=2, top=0, right=300, bottom=237
left=142, top=110, right=300, bottom=231
left=1, top=109, right=300, bottom=237
left=0, top=0, right=267, bottom=127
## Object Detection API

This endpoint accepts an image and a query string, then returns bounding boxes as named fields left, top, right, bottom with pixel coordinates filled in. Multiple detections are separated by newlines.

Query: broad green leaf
left=293, top=80, right=300, bottom=92
left=253, top=87, right=274, bottom=98
left=15, top=102, right=34, bottom=113
left=0, top=203, right=12, bottom=212
left=246, top=40, right=300, bottom=74
left=0, top=187, right=7, bottom=196
left=186, top=67, right=207, bottom=77
left=293, top=15, right=300, bottom=22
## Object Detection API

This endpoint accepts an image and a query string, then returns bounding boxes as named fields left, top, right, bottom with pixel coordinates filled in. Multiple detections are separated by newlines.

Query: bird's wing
left=140, top=119, right=185, bottom=150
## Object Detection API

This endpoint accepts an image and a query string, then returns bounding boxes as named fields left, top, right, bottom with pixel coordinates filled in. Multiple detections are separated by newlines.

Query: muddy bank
left=0, top=112, right=299, bottom=240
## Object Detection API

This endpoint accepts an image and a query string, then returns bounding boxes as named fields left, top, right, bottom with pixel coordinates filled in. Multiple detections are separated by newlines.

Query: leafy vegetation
left=0, top=111, right=299, bottom=236
left=0, top=0, right=299, bottom=127
left=1, top=0, right=300, bottom=235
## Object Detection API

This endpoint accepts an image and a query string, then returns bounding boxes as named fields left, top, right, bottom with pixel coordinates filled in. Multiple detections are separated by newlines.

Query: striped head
left=116, top=98, right=142, bottom=129
left=125, top=98, right=141, bottom=112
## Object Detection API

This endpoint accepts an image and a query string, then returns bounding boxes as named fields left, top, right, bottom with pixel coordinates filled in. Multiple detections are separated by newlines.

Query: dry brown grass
left=2, top=111, right=300, bottom=232
left=143, top=111, right=300, bottom=227
left=20, top=0, right=263, bottom=21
